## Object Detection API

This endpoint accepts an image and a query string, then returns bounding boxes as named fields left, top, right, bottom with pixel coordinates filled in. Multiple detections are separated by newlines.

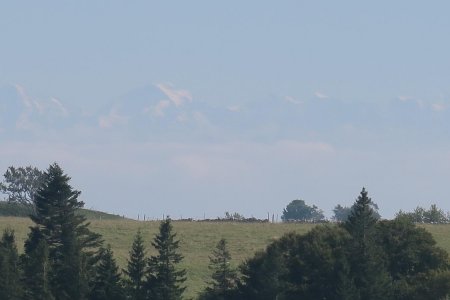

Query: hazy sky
left=1, top=1, right=450, bottom=219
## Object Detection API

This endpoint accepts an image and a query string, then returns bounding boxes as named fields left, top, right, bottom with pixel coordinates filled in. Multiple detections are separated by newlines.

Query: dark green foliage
left=376, top=218, right=450, bottom=299
left=238, top=228, right=358, bottom=300
left=0, top=229, right=23, bottom=300
left=377, top=218, right=448, bottom=278
left=344, top=188, right=379, bottom=239
left=396, top=206, right=426, bottom=223
left=396, top=204, right=449, bottom=224
left=0, top=166, right=45, bottom=205
left=200, top=239, right=237, bottom=300
left=239, top=188, right=450, bottom=300
left=343, top=188, right=390, bottom=300
left=31, top=163, right=102, bottom=251
left=90, top=245, right=125, bottom=300
left=238, top=239, right=289, bottom=300
left=284, top=226, right=358, bottom=300
left=281, top=199, right=324, bottom=222
left=146, top=218, right=186, bottom=300
left=22, top=228, right=54, bottom=300
left=332, top=204, right=352, bottom=222
left=423, top=204, right=447, bottom=223
left=24, top=163, right=102, bottom=299
left=407, top=270, right=450, bottom=300
left=1, top=170, right=449, bottom=300
left=124, top=230, right=147, bottom=300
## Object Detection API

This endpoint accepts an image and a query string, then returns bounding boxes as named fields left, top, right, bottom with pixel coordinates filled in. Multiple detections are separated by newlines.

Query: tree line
left=281, top=198, right=449, bottom=224
left=0, top=164, right=450, bottom=299
left=0, top=164, right=244, bottom=300
left=2, top=165, right=450, bottom=224
left=254, top=189, right=450, bottom=299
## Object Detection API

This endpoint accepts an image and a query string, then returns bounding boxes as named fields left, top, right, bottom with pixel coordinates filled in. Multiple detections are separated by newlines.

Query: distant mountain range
left=1, top=83, right=448, bottom=144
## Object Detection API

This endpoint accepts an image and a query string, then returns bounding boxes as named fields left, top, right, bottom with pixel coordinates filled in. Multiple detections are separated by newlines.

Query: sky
left=1, top=1, right=450, bottom=219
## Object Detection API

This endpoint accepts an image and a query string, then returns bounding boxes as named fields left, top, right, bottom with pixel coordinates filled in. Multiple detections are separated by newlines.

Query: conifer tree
left=90, top=245, right=125, bottom=300
left=343, top=188, right=390, bottom=300
left=146, top=218, right=186, bottom=300
left=200, top=238, right=237, bottom=300
left=22, top=227, right=54, bottom=300
left=124, top=230, right=147, bottom=300
left=344, top=188, right=379, bottom=241
left=25, top=163, right=102, bottom=299
left=0, top=228, right=23, bottom=300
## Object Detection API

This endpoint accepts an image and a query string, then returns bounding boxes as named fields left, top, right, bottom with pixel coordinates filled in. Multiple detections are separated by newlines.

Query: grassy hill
left=0, top=201, right=124, bottom=220
left=77, top=208, right=125, bottom=220
left=1, top=217, right=449, bottom=298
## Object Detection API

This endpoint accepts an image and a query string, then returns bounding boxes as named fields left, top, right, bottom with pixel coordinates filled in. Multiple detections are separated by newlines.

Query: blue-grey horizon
left=1, top=1, right=450, bottom=219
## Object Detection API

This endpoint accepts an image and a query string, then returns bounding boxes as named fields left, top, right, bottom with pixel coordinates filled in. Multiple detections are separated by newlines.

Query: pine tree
left=0, top=228, right=23, bottom=300
left=124, top=230, right=147, bottom=300
left=25, top=163, right=102, bottom=299
left=90, top=245, right=125, bottom=300
left=146, top=218, right=186, bottom=300
left=200, top=239, right=237, bottom=300
left=344, top=188, right=379, bottom=242
left=343, top=188, right=390, bottom=300
left=22, top=227, right=54, bottom=300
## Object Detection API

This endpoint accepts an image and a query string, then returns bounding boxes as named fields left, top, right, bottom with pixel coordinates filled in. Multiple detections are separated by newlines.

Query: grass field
left=1, top=217, right=449, bottom=298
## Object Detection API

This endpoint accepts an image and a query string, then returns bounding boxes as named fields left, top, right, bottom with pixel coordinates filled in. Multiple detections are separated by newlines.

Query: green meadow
left=1, top=217, right=449, bottom=298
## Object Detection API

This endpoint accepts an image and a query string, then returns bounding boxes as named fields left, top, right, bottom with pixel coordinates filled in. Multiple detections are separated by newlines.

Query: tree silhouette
left=0, top=228, right=23, bottom=299
left=281, top=199, right=324, bottom=222
left=22, top=227, right=54, bottom=300
left=200, top=238, right=237, bottom=300
left=24, top=163, right=102, bottom=299
left=90, top=245, right=125, bottom=300
left=0, top=165, right=45, bottom=205
left=146, top=218, right=186, bottom=300
left=344, top=188, right=390, bottom=300
left=124, top=230, right=147, bottom=300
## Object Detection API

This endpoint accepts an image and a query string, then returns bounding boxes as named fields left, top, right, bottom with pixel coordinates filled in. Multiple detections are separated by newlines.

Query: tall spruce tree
left=200, top=239, right=237, bottom=300
left=124, top=230, right=147, bottom=300
left=146, top=218, right=186, bottom=300
left=24, top=163, right=102, bottom=299
left=343, top=188, right=390, bottom=300
left=0, top=228, right=23, bottom=300
left=90, top=245, right=125, bottom=300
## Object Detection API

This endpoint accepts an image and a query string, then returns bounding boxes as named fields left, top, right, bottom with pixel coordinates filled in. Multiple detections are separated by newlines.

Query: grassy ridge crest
left=0, top=201, right=124, bottom=220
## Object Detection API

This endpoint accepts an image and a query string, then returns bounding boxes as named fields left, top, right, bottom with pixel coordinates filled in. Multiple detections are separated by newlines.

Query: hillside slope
left=0, top=201, right=124, bottom=220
